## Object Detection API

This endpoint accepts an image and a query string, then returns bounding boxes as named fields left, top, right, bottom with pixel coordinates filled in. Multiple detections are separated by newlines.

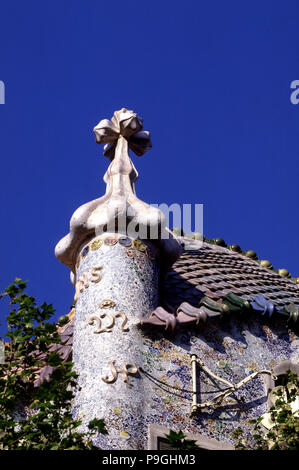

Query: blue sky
left=0, top=0, right=298, bottom=326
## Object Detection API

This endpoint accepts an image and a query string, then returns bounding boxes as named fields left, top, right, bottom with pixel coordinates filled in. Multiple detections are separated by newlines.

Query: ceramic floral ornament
left=94, top=108, right=152, bottom=160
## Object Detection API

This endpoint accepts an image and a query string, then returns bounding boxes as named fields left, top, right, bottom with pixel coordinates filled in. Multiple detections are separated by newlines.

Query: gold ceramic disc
left=90, top=238, right=103, bottom=250
left=134, top=239, right=147, bottom=252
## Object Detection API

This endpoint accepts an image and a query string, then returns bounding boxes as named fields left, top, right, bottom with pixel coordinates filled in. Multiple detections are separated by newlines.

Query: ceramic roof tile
left=160, top=238, right=299, bottom=309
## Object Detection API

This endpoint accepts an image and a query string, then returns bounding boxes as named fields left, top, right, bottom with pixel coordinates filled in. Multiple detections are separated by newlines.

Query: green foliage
left=233, top=370, right=299, bottom=450
left=0, top=278, right=106, bottom=450
left=88, top=418, right=108, bottom=435
left=164, top=429, right=199, bottom=449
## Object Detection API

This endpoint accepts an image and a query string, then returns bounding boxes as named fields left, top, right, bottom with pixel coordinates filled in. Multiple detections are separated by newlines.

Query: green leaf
left=88, top=418, right=108, bottom=435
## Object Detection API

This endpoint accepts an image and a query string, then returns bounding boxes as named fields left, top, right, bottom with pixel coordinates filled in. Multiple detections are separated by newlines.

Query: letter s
left=290, top=80, right=299, bottom=105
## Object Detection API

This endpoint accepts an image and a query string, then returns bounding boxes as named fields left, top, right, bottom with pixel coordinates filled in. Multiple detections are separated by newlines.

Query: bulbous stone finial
left=55, top=109, right=182, bottom=273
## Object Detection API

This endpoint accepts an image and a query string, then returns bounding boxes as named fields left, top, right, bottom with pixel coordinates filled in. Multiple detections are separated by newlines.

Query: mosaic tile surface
left=136, top=313, right=298, bottom=449
left=37, top=235, right=299, bottom=449
left=72, top=235, right=159, bottom=449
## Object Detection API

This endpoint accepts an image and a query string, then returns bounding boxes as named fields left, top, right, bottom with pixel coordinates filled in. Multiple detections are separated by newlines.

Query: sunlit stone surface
left=72, top=234, right=159, bottom=449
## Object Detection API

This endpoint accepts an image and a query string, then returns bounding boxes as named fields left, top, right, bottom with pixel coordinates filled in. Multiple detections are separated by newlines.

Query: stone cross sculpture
left=55, top=108, right=181, bottom=449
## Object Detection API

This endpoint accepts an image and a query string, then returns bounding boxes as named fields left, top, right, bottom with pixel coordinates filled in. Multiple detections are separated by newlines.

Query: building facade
left=53, top=109, right=299, bottom=450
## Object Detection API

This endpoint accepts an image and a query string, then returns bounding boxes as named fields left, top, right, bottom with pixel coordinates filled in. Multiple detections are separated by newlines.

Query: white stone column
left=72, top=234, right=159, bottom=449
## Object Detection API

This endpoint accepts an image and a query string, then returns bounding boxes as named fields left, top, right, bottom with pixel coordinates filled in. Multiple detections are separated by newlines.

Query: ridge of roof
left=171, top=229, right=298, bottom=285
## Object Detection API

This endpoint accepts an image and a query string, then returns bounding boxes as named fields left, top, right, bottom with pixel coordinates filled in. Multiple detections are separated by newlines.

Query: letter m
left=0, top=81, right=5, bottom=104
left=179, top=456, right=189, bottom=465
